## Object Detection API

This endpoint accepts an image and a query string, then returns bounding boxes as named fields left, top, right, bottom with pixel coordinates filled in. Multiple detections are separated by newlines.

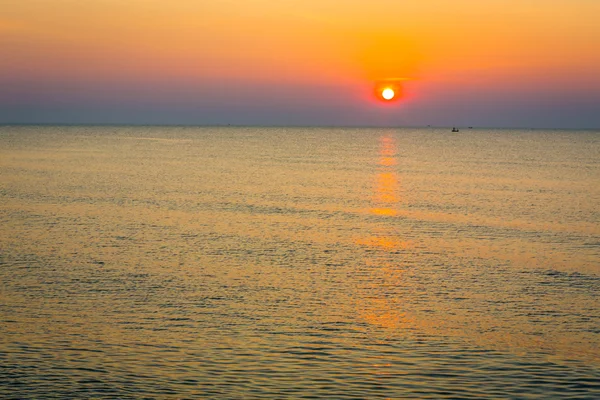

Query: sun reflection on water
left=370, top=135, right=400, bottom=217
left=355, top=132, right=414, bottom=331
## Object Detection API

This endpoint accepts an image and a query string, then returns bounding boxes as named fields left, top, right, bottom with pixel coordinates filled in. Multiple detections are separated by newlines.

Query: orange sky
left=2, top=0, right=600, bottom=126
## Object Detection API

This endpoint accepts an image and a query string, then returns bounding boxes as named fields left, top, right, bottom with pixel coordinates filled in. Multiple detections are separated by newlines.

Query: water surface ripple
left=1, top=126, right=599, bottom=398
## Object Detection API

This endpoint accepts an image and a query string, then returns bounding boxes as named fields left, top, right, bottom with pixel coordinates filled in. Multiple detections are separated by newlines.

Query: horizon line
left=1, top=122, right=599, bottom=131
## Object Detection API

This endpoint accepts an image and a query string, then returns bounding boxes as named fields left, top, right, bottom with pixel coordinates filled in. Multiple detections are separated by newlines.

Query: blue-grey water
left=1, top=126, right=599, bottom=398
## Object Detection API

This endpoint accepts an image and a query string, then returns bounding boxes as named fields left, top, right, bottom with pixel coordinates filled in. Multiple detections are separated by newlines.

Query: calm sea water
left=1, top=126, right=599, bottom=398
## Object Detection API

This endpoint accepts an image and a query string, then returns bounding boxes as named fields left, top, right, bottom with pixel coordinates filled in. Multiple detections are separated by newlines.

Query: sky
left=1, top=0, right=600, bottom=128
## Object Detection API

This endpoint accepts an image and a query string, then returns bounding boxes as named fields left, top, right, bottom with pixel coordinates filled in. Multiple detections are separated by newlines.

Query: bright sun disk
left=382, top=88, right=395, bottom=100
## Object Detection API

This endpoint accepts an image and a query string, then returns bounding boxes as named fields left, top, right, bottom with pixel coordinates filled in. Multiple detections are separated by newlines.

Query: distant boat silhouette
left=451, top=127, right=459, bottom=132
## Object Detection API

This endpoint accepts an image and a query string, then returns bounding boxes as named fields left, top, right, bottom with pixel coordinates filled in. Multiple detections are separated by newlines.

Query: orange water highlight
left=370, top=134, right=400, bottom=216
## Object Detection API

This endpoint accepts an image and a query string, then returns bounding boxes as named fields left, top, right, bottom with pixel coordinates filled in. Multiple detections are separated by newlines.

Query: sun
left=374, top=79, right=407, bottom=103
left=381, top=88, right=395, bottom=100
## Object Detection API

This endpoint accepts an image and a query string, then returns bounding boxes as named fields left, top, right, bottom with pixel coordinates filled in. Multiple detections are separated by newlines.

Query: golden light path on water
left=355, top=133, right=411, bottom=330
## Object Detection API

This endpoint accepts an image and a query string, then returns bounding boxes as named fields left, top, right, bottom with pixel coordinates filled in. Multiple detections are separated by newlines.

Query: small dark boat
left=451, top=127, right=459, bottom=132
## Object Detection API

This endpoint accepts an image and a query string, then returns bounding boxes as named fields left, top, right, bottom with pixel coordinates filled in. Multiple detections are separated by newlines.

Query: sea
left=1, top=125, right=599, bottom=399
